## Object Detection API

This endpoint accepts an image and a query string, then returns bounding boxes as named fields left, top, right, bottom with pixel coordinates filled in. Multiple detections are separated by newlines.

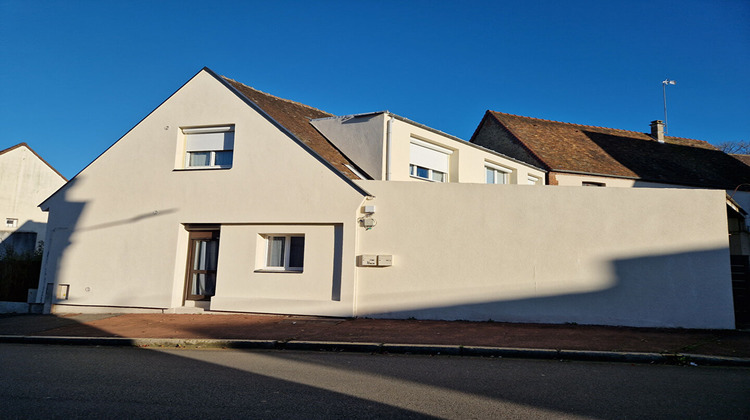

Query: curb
left=1, top=335, right=749, bottom=367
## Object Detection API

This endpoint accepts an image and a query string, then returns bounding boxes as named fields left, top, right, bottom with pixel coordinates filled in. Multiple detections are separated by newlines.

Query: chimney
left=650, top=120, right=665, bottom=143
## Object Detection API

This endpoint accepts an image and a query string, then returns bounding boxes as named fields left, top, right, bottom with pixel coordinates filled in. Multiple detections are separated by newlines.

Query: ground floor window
left=264, top=235, right=305, bottom=271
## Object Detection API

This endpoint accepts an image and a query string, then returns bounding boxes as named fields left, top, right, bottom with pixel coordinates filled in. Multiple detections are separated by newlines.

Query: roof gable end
left=0, top=142, right=67, bottom=181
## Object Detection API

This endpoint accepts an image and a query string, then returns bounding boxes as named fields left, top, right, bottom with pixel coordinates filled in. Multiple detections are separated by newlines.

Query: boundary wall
left=354, top=181, right=734, bottom=329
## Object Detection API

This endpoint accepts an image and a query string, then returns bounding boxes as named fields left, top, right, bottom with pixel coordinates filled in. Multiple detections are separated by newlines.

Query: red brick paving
left=23, top=313, right=750, bottom=358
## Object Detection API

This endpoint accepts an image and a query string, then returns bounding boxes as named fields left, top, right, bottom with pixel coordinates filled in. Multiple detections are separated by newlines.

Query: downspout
left=386, top=114, right=393, bottom=180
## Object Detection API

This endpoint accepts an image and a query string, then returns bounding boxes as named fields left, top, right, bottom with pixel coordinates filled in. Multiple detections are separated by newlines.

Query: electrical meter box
left=358, top=255, right=378, bottom=266
left=377, top=255, right=393, bottom=266
left=56, top=284, right=69, bottom=300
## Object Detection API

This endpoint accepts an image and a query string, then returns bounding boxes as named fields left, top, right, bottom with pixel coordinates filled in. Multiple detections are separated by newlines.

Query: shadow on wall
left=364, top=247, right=735, bottom=329
left=0, top=220, right=47, bottom=256
left=0, top=221, right=47, bottom=303
left=331, top=224, right=343, bottom=301
left=39, top=176, right=178, bottom=309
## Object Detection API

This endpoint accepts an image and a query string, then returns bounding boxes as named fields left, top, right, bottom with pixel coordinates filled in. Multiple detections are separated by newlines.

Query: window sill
left=254, top=269, right=304, bottom=274
left=409, top=175, right=446, bottom=183
left=173, top=166, right=232, bottom=172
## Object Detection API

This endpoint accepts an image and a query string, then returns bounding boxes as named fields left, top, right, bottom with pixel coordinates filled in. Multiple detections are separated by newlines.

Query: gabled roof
left=41, top=68, right=371, bottom=210
left=219, top=75, right=362, bottom=180
left=473, top=111, right=750, bottom=190
left=0, top=142, right=67, bottom=181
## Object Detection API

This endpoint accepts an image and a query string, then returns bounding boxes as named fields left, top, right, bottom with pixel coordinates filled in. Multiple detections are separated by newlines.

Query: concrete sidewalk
left=1, top=313, right=749, bottom=366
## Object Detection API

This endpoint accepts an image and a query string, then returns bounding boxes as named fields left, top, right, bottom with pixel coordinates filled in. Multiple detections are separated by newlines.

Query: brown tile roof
left=732, top=154, right=750, bottom=167
left=475, top=111, right=750, bottom=190
left=219, top=75, right=362, bottom=180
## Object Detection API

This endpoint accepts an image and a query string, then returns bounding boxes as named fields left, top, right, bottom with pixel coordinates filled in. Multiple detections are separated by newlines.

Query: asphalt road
left=1, top=344, right=748, bottom=419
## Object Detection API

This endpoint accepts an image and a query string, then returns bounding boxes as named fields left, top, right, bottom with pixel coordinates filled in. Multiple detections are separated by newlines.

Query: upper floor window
left=485, top=162, right=511, bottom=184
left=409, top=138, right=452, bottom=183
left=582, top=181, right=605, bottom=187
left=183, top=126, right=234, bottom=169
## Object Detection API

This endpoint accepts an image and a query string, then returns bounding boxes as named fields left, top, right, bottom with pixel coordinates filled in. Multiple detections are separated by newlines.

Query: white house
left=310, top=112, right=545, bottom=185
left=37, top=68, right=738, bottom=329
left=0, top=143, right=66, bottom=255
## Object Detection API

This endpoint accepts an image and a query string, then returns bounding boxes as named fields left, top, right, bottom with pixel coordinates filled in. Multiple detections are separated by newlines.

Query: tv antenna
left=662, top=79, right=676, bottom=135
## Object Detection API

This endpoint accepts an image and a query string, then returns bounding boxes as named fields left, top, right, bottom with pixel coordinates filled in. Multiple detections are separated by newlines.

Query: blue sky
left=1, top=0, right=748, bottom=179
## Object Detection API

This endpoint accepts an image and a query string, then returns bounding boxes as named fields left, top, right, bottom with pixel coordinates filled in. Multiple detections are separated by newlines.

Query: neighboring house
left=471, top=110, right=750, bottom=327
left=37, top=68, right=739, bottom=329
left=0, top=143, right=66, bottom=255
left=310, top=112, right=545, bottom=185
left=470, top=110, right=750, bottom=191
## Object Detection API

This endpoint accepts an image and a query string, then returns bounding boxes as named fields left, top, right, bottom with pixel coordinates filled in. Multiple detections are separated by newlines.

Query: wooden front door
left=184, top=229, right=220, bottom=301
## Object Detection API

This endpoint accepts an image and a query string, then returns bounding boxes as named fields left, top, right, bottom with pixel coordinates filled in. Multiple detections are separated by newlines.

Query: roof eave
left=208, top=68, right=372, bottom=197
left=551, top=168, right=742, bottom=190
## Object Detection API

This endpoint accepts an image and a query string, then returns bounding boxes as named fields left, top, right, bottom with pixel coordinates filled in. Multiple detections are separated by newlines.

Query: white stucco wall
left=353, top=181, right=735, bottom=329
left=211, top=223, right=353, bottom=316
left=0, top=145, right=65, bottom=251
left=554, top=171, right=749, bottom=227
left=552, top=172, right=638, bottom=187
left=40, top=70, right=366, bottom=316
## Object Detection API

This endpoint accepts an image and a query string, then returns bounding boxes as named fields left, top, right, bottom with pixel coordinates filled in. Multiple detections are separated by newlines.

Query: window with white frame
left=527, top=175, right=541, bottom=185
left=5, top=218, right=17, bottom=228
left=264, top=235, right=305, bottom=271
left=409, top=138, right=452, bottom=182
left=183, top=126, right=234, bottom=169
left=485, top=162, right=511, bottom=184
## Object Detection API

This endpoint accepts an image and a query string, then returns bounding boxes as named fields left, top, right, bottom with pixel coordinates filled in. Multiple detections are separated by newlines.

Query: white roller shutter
left=409, top=139, right=451, bottom=173
left=184, top=127, right=234, bottom=152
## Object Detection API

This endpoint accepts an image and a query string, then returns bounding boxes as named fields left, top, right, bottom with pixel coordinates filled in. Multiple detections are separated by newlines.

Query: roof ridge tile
left=489, top=110, right=715, bottom=148
left=491, top=110, right=649, bottom=136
